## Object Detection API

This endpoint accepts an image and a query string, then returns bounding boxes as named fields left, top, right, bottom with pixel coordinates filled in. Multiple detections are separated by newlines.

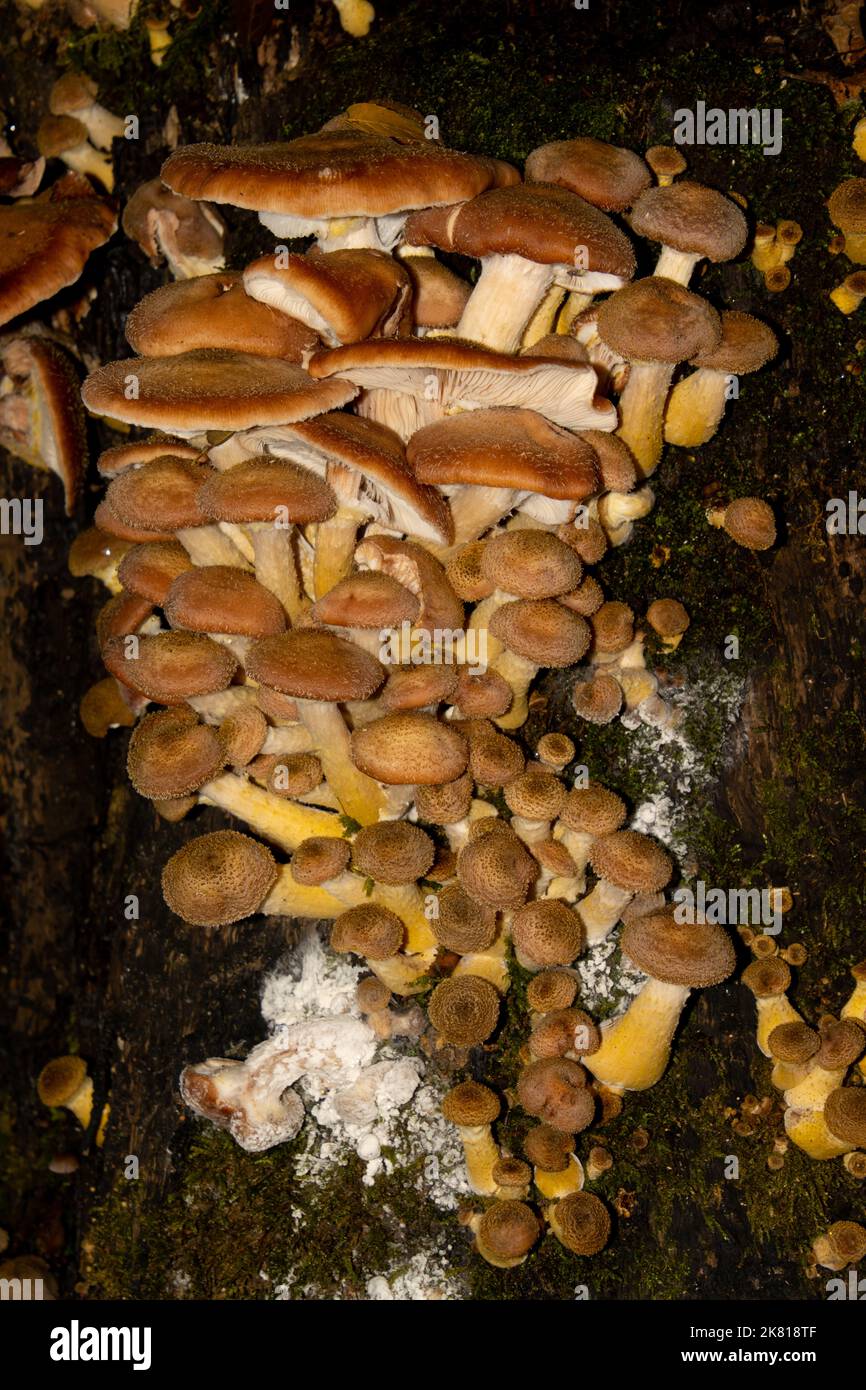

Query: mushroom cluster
left=69, top=102, right=761, bottom=1268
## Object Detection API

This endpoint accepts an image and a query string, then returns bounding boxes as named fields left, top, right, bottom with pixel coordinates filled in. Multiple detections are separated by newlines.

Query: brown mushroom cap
left=630, top=181, right=748, bottom=262
left=823, top=1221, right=866, bottom=1265
left=558, top=516, right=608, bottom=566
left=351, top=711, right=468, bottom=785
left=405, top=182, right=636, bottom=279
left=475, top=1201, right=540, bottom=1263
left=550, top=1191, right=611, bottom=1255
left=742, top=957, right=792, bottom=998
left=162, top=830, right=278, bottom=926
left=82, top=350, right=356, bottom=432
left=523, top=1123, right=574, bottom=1171
left=621, top=908, right=736, bottom=987
left=268, top=752, right=324, bottom=799
left=590, top=831, right=673, bottom=894
left=453, top=667, right=513, bottom=719
left=767, top=1021, right=820, bottom=1064
left=492, top=1156, right=532, bottom=1190
left=380, top=663, right=459, bottom=712
left=689, top=310, right=778, bottom=373
left=580, top=429, right=637, bottom=495
left=243, top=247, right=410, bottom=345
left=490, top=599, right=591, bottom=667
left=512, top=899, right=585, bottom=967
left=572, top=672, right=623, bottom=725
left=427, top=974, right=500, bottom=1045
left=824, top=1087, right=866, bottom=1146
left=526, top=137, right=651, bottom=212
left=96, top=436, right=202, bottom=478
left=646, top=598, right=690, bottom=640
left=413, top=770, right=474, bottom=824
left=357, top=976, right=392, bottom=1013
left=517, top=1057, right=594, bottom=1133
left=446, top=542, right=494, bottom=603
left=246, top=630, right=385, bottom=703
left=198, top=454, right=336, bottom=526
left=104, top=455, right=212, bottom=532
left=530, top=1007, right=600, bottom=1059
left=457, top=824, right=538, bottom=909
left=816, top=1019, right=865, bottom=1070
left=103, top=631, right=237, bottom=704
left=559, top=782, right=627, bottom=836
left=597, top=276, right=722, bottom=364
left=467, top=725, right=525, bottom=788
left=126, top=272, right=320, bottom=360
left=37, top=1055, right=88, bottom=1108
left=218, top=705, right=268, bottom=768
left=0, top=174, right=116, bottom=328
left=481, top=529, right=582, bottom=599
left=646, top=145, right=687, bottom=181
left=590, top=600, right=634, bottom=654
left=504, top=765, right=567, bottom=822
left=95, top=592, right=154, bottom=650
left=291, top=836, right=352, bottom=886
left=351, top=820, right=435, bottom=885
left=535, top=732, right=576, bottom=771
left=404, top=254, right=470, bottom=328
left=719, top=497, right=776, bottom=551
left=829, top=177, right=866, bottom=235
left=441, top=1078, right=500, bottom=1126
left=118, top=540, right=194, bottom=604
left=409, top=407, right=601, bottom=501
left=312, top=571, right=419, bottom=631
left=431, top=884, right=498, bottom=953
left=164, top=566, right=287, bottom=637
left=331, top=903, right=405, bottom=959
left=526, top=969, right=579, bottom=1013
left=127, top=706, right=224, bottom=799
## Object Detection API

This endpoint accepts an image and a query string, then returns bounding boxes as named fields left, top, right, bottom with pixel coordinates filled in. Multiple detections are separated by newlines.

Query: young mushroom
left=786, top=1086, right=866, bottom=1161
left=468, top=1201, right=540, bottom=1269
left=812, top=1221, right=866, bottom=1272
left=441, top=1080, right=501, bottom=1195
left=547, top=1191, right=611, bottom=1255
left=664, top=311, right=778, bottom=447
left=742, top=957, right=803, bottom=1056
left=577, top=830, right=672, bottom=943
left=828, top=178, right=866, bottom=264
left=37, top=1056, right=93, bottom=1129
left=706, top=497, right=777, bottom=551
left=523, top=1124, right=584, bottom=1199
left=37, top=115, right=113, bottom=190
left=629, top=180, right=748, bottom=286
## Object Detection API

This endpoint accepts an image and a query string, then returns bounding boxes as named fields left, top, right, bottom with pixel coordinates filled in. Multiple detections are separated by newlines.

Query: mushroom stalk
left=584, top=977, right=691, bottom=1091
left=259, top=869, right=346, bottom=919
left=784, top=1108, right=853, bottom=1161
left=753, top=993, right=803, bottom=1057
left=176, top=525, right=250, bottom=569
left=454, top=1122, right=501, bottom=1195
left=198, top=772, right=340, bottom=850
left=664, top=369, right=729, bottom=447
left=452, top=932, right=510, bottom=992
left=596, top=484, right=655, bottom=546
left=489, top=648, right=538, bottom=730
left=615, top=360, right=676, bottom=480
left=250, top=524, right=305, bottom=624
left=576, top=879, right=633, bottom=942
left=313, top=513, right=362, bottom=598
left=533, top=1155, right=584, bottom=1200
left=457, top=255, right=555, bottom=353
left=441, top=485, right=520, bottom=550
left=653, top=245, right=700, bottom=285
left=296, top=698, right=385, bottom=825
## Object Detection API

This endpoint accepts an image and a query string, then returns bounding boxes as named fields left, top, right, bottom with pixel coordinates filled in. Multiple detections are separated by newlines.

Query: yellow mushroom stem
left=750, top=224, right=779, bottom=273
left=577, top=879, right=634, bottom=944
left=296, top=697, right=385, bottom=825
left=248, top=524, right=305, bottom=624
left=198, top=773, right=340, bottom=850
left=664, top=368, right=731, bottom=447
left=830, top=273, right=866, bottom=316
left=260, top=870, right=345, bottom=919
left=533, top=1155, right=585, bottom=1200
left=522, top=283, right=567, bottom=346
left=490, top=648, right=538, bottom=731
left=783, top=1108, right=853, bottom=1161
left=596, top=484, right=655, bottom=546
left=452, top=930, right=510, bottom=992
left=366, top=950, right=433, bottom=996
left=614, top=360, right=676, bottom=479
left=841, top=971, right=866, bottom=1077
left=784, top=1065, right=850, bottom=1114
left=312, top=509, right=363, bottom=598
left=752, top=991, right=803, bottom=1057
left=583, top=977, right=690, bottom=1091
left=454, top=1122, right=501, bottom=1195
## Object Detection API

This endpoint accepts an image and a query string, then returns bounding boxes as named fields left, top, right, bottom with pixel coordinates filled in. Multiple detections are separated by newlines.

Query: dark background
left=1, top=0, right=865, bottom=1299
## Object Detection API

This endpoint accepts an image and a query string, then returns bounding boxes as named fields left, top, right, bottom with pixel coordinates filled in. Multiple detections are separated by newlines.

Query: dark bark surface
left=1, top=0, right=865, bottom=1301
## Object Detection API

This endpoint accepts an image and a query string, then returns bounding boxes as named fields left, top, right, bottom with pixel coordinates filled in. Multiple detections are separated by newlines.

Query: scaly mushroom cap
left=127, top=706, right=223, bottom=799
left=243, top=247, right=410, bottom=344
left=526, top=969, right=579, bottom=1013
left=467, top=725, right=525, bottom=787
left=446, top=543, right=494, bottom=602
left=767, top=1022, right=820, bottom=1064
left=162, top=117, right=518, bottom=218
left=218, top=705, right=268, bottom=768
left=492, top=1156, right=531, bottom=1191
left=559, top=782, right=627, bottom=835
left=572, top=672, right=623, bottom=725
left=0, top=173, right=116, bottom=328
left=689, top=310, right=778, bottom=373
left=550, top=1191, right=611, bottom=1255
left=118, top=540, right=193, bottom=604
left=96, top=436, right=202, bottom=478
left=590, top=600, right=634, bottom=654
left=404, top=255, right=470, bottom=328
left=351, top=820, right=435, bottom=885
left=504, top=765, right=567, bottom=821
left=590, top=831, right=673, bottom=894
left=103, top=631, right=237, bottom=704
left=331, top=904, right=405, bottom=959
left=646, top=598, right=690, bottom=640
left=824, top=1087, right=866, bottom=1146
left=475, top=1201, right=540, bottom=1263
left=719, top=497, right=776, bottom=551
left=558, top=515, right=608, bottom=566
left=523, top=1123, right=574, bottom=1171
left=409, top=408, right=601, bottom=501
left=481, top=529, right=582, bottom=598
left=291, top=836, right=351, bottom=886
left=246, top=630, right=385, bottom=703
left=453, top=667, right=513, bottom=719
left=381, top=663, right=459, bottom=712
left=490, top=599, right=591, bottom=667
left=597, top=276, right=721, bottom=364
left=580, top=429, right=637, bottom=494
left=512, top=899, right=585, bottom=967
left=268, top=752, right=323, bottom=798
left=622, top=908, right=736, bottom=987
left=533, top=839, right=577, bottom=878
left=828, top=177, right=866, bottom=235
left=126, top=272, right=320, bottom=360
left=535, top=731, right=575, bottom=771
left=742, top=957, right=792, bottom=998
left=427, top=974, right=500, bottom=1045
left=413, top=770, right=474, bottom=824
left=404, top=182, right=636, bottom=278
left=351, top=711, right=468, bottom=785
left=198, top=454, right=336, bottom=526
left=82, top=350, right=357, bottom=431
left=162, top=830, right=278, bottom=925
left=312, top=571, right=419, bottom=630
left=517, top=1057, right=594, bottom=1133
left=816, top=1019, right=865, bottom=1070
left=431, top=884, right=498, bottom=953
left=441, top=1078, right=500, bottom=1126
left=357, top=976, right=392, bottom=1013
left=526, top=137, right=651, bottom=211
left=530, top=1007, right=600, bottom=1059
left=104, top=455, right=212, bottom=532
left=630, top=181, right=748, bottom=262
left=457, top=824, right=538, bottom=908
left=164, top=566, right=287, bottom=637
left=96, top=592, right=154, bottom=650
left=37, top=1055, right=88, bottom=1108
left=68, top=526, right=133, bottom=581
